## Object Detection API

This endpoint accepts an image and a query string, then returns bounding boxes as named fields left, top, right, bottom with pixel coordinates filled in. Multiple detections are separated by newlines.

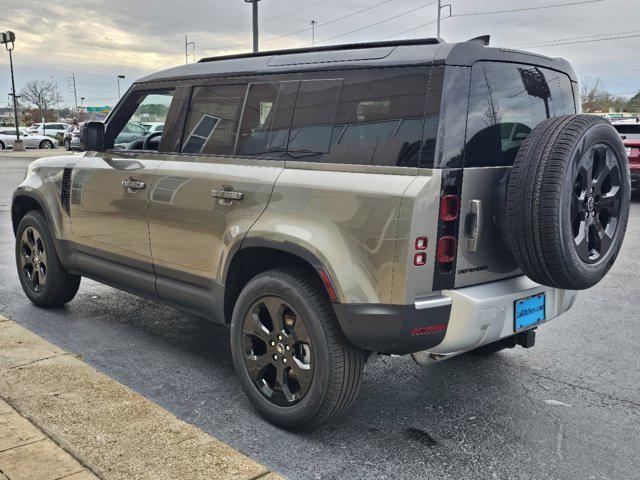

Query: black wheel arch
left=223, top=239, right=339, bottom=325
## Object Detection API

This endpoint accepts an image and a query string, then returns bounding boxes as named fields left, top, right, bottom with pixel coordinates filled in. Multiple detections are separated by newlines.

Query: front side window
left=465, top=62, right=576, bottom=167
left=113, top=90, right=174, bottom=150
left=181, top=84, right=246, bottom=155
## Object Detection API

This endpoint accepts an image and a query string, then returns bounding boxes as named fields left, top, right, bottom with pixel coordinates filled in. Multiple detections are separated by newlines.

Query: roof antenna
left=467, top=35, right=490, bottom=46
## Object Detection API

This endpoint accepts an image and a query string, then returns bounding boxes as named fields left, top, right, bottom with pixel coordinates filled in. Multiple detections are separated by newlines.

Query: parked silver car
left=0, top=129, right=58, bottom=149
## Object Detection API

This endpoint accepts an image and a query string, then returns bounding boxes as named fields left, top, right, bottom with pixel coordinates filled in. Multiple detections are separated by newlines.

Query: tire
left=507, top=115, right=631, bottom=290
left=15, top=211, right=81, bottom=307
left=64, top=138, right=70, bottom=150
left=0, top=140, right=5, bottom=150
left=230, top=267, right=364, bottom=430
left=39, top=140, right=54, bottom=149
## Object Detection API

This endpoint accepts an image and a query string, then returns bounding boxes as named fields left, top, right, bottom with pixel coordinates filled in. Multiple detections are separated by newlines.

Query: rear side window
left=288, top=79, right=342, bottom=157
left=237, top=82, right=281, bottom=157
left=465, top=62, right=576, bottom=167
left=181, top=84, right=245, bottom=155
left=287, top=67, right=439, bottom=167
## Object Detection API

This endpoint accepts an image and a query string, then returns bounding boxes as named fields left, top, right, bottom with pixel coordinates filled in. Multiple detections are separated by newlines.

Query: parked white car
left=0, top=129, right=59, bottom=150
left=142, top=122, right=164, bottom=133
left=27, top=122, right=70, bottom=137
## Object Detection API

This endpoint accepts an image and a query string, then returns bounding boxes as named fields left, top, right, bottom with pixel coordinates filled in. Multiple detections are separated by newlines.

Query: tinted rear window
left=465, top=62, right=576, bottom=167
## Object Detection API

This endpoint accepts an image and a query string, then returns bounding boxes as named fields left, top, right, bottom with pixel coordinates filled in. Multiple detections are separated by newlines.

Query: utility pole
left=244, top=0, right=261, bottom=53
left=69, top=73, right=78, bottom=110
left=311, top=20, right=317, bottom=46
left=185, top=34, right=195, bottom=64
left=437, top=1, right=452, bottom=39
left=1, top=31, right=22, bottom=150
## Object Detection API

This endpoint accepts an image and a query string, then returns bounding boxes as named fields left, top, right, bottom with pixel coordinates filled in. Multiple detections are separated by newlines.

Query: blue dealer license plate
left=514, top=293, right=545, bottom=331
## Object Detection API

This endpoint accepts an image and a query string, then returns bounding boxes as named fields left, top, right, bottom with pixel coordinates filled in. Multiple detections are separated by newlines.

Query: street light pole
left=437, top=1, right=452, bottom=39
left=311, top=20, right=316, bottom=46
left=1, top=31, right=21, bottom=148
left=117, top=75, right=125, bottom=99
left=245, top=0, right=261, bottom=53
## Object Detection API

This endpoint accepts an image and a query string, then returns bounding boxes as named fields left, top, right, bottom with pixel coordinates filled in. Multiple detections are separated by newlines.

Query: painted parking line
left=0, top=315, right=283, bottom=480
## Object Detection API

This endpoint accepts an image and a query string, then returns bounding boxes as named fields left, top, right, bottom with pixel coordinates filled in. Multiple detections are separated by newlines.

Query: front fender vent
left=61, top=168, right=72, bottom=215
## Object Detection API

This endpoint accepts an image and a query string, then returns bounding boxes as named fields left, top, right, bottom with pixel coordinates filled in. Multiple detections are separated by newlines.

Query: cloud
left=0, top=0, right=638, bottom=106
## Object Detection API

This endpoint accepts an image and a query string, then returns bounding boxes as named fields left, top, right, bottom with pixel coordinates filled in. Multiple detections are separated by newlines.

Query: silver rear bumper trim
left=414, top=296, right=452, bottom=310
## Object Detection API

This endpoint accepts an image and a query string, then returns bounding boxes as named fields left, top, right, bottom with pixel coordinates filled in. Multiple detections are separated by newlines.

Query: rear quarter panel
left=247, top=162, right=417, bottom=304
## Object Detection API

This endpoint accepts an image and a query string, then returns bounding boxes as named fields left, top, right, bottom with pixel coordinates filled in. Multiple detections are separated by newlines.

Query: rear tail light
left=436, top=236, right=457, bottom=264
left=440, top=195, right=460, bottom=222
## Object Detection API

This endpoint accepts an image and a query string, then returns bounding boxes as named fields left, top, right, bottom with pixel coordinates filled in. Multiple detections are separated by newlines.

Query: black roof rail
left=198, top=38, right=442, bottom=63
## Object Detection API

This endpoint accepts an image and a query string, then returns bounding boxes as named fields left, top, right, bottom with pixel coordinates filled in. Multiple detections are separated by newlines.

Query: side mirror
left=80, top=121, right=105, bottom=151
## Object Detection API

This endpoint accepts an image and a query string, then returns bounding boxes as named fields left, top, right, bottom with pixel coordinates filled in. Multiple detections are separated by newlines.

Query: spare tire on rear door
left=506, top=114, right=630, bottom=290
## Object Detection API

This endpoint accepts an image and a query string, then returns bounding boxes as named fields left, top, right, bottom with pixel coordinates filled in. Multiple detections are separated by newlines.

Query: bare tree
left=20, top=80, right=62, bottom=121
left=580, top=77, right=603, bottom=113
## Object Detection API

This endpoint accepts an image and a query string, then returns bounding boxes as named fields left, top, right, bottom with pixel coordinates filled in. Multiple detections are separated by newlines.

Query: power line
left=224, top=0, right=333, bottom=33
left=198, top=0, right=397, bottom=52
left=450, top=0, right=604, bottom=17
left=317, top=0, right=438, bottom=44
left=384, top=18, right=440, bottom=39
left=515, top=29, right=640, bottom=48
left=384, top=0, right=605, bottom=40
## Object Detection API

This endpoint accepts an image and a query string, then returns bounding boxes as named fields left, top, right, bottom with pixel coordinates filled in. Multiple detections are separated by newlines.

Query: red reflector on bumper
left=410, top=324, right=448, bottom=336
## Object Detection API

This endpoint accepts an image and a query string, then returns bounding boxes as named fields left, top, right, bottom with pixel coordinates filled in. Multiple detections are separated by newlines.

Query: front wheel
left=0, top=140, right=5, bottom=150
left=64, top=138, right=71, bottom=150
left=39, top=139, right=54, bottom=149
left=16, top=211, right=81, bottom=307
left=230, top=267, right=364, bottom=430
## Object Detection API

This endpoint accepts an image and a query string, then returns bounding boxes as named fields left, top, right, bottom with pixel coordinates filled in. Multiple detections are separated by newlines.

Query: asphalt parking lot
left=1, top=156, right=639, bottom=480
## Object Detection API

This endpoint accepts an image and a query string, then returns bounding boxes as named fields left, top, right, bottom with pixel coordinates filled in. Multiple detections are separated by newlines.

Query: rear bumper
left=334, top=276, right=577, bottom=355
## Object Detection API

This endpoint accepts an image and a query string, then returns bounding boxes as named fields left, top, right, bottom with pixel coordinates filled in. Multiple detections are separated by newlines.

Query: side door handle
left=467, top=199, right=483, bottom=252
left=122, top=178, right=146, bottom=191
left=212, top=186, right=244, bottom=201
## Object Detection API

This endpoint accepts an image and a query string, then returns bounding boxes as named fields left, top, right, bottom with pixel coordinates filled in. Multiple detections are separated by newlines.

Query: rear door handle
left=468, top=199, right=482, bottom=252
left=122, top=179, right=146, bottom=190
left=212, top=187, right=244, bottom=201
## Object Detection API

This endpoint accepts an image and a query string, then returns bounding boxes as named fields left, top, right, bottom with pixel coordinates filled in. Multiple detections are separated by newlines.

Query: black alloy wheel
left=241, top=296, right=313, bottom=406
left=15, top=210, right=81, bottom=306
left=18, top=226, right=48, bottom=293
left=571, top=143, right=622, bottom=264
left=230, top=267, right=364, bottom=429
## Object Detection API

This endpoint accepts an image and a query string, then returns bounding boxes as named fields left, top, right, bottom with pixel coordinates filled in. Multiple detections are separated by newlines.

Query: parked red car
left=613, top=123, right=640, bottom=187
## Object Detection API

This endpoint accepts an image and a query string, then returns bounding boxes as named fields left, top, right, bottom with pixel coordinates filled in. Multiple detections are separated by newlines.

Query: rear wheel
left=39, top=139, right=54, bottom=149
left=0, top=140, right=5, bottom=150
left=230, top=267, right=364, bottom=430
left=64, top=138, right=71, bottom=150
left=15, top=211, right=81, bottom=307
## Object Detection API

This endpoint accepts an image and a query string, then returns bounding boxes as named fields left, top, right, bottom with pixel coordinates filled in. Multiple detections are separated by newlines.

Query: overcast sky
left=1, top=0, right=639, bottom=108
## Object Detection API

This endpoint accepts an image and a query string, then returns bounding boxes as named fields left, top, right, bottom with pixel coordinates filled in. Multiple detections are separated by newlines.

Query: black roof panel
left=136, top=38, right=576, bottom=84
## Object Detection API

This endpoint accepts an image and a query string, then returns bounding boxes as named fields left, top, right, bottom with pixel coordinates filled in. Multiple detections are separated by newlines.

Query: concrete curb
left=0, top=150, right=71, bottom=159
left=0, top=316, right=284, bottom=480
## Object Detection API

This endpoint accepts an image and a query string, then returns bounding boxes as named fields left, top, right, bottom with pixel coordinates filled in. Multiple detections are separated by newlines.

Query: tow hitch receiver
left=518, top=329, right=536, bottom=349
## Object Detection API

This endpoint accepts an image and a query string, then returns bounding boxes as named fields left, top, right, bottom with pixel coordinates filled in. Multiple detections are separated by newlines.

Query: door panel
left=148, top=157, right=283, bottom=307
left=455, top=167, right=520, bottom=288
left=69, top=154, right=162, bottom=270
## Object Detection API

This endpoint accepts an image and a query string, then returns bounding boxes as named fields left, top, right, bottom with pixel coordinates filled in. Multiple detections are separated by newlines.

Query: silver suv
left=12, top=38, right=630, bottom=429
